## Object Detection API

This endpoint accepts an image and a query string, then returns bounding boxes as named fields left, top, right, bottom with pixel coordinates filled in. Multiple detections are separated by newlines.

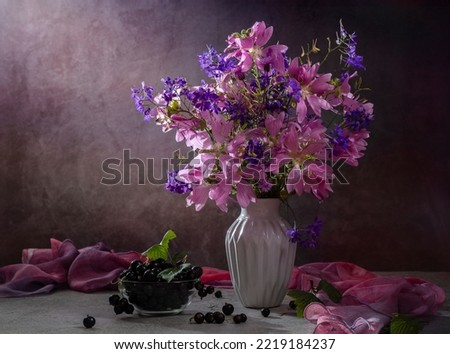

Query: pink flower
left=205, top=112, right=233, bottom=144
left=335, top=129, right=370, bottom=167
left=209, top=179, right=232, bottom=212
left=289, top=60, right=334, bottom=121
left=286, top=162, right=333, bottom=200
left=186, top=185, right=210, bottom=211
left=236, top=181, right=256, bottom=208
left=226, top=21, right=288, bottom=73
left=265, top=112, right=285, bottom=137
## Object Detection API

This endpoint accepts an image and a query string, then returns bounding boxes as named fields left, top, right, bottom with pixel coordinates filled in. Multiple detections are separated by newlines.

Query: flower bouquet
left=132, top=21, right=374, bottom=307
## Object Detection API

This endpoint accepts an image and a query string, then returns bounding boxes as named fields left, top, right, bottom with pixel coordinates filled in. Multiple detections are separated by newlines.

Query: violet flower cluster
left=132, top=21, right=374, bottom=218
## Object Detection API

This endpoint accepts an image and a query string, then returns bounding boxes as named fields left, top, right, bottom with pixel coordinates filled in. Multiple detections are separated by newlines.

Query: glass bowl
left=119, top=279, right=197, bottom=316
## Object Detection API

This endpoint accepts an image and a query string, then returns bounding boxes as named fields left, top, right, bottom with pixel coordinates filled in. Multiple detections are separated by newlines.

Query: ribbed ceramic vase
left=225, top=198, right=297, bottom=308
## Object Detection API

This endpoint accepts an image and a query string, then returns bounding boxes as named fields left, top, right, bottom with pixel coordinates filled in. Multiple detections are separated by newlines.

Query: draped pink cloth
left=0, top=240, right=445, bottom=335
left=291, top=262, right=445, bottom=333
left=0, top=239, right=142, bottom=297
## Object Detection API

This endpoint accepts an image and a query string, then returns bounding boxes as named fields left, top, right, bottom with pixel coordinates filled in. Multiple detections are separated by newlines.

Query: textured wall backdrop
left=1, top=0, right=449, bottom=270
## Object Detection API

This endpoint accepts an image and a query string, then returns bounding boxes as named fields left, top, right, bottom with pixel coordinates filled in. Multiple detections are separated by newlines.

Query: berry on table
left=233, top=314, right=242, bottom=324
left=261, top=308, right=270, bottom=317
left=222, top=303, right=234, bottom=316
left=83, top=315, right=96, bottom=328
left=213, top=311, right=225, bottom=324
left=197, top=288, right=208, bottom=299
left=109, top=294, right=120, bottom=306
left=206, top=285, right=215, bottom=294
left=193, top=312, right=205, bottom=324
left=289, top=300, right=297, bottom=310
left=239, top=313, right=247, bottom=323
left=114, top=305, right=124, bottom=315
left=214, top=290, right=222, bottom=298
left=204, top=312, right=215, bottom=323
left=125, top=304, right=135, bottom=314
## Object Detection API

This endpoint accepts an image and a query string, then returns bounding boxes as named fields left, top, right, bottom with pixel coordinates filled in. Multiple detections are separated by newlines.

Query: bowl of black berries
left=118, top=258, right=202, bottom=316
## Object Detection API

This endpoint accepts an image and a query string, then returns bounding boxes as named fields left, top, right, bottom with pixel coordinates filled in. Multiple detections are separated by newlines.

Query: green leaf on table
left=388, top=314, right=426, bottom=334
left=142, top=229, right=177, bottom=261
left=288, top=289, right=323, bottom=318
left=158, top=262, right=192, bottom=283
left=317, top=279, right=342, bottom=303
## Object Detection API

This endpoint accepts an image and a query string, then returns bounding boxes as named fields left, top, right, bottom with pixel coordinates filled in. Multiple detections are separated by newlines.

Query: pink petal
left=286, top=165, right=304, bottom=196
left=310, top=73, right=333, bottom=93
left=265, top=112, right=284, bottom=136
left=307, top=95, right=331, bottom=117
left=236, top=182, right=256, bottom=208
left=186, top=186, right=210, bottom=211
left=296, top=99, right=307, bottom=122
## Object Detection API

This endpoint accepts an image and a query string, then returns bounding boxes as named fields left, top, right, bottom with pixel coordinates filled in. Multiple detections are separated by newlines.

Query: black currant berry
left=213, top=311, right=225, bottom=324
left=240, top=313, right=247, bottom=323
left=204, top=312, right=215, bottom=323
left=198, top=288, right=208, bottom=298
left=125, top=304, right=135, bottom=314
left=222, top=303, right=234, bottom=316
left=118, top=298, right=129, bottom=309
left=206, top=285, right=214, bottom=294
left=130, top=260, right=143, bottom=272
left=289, top=300, right=297, bottom=310
left=214, top=290, right=222, bottom=298
left=191, top=266, right=203, bottom=279
left=194, top=281, right=204, bottom=291
left=194, top=312, right=205, bottom=324
left=114, top=304, right=124, bottom=315
left=233, top=314, right=242, bottom=324
left=142, top=269, right=158, bottom=282
left=83, top=315, right=96, bottom=328
left=261, top=308, right=270, bottom=317
left=109, top=294, right=120, bottom=306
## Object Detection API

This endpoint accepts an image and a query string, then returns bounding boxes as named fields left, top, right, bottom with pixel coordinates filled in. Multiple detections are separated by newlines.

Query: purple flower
left=344, top=106, right=373, bottom=132
left=131, top=87, right=145, bottom=114
left=187, top=83, right=220, bottom=112
left=243, top=138, right=265, bottom=165
left=345, top=54, right=365, bottom=70
left=338, top=21, right=365, bottom=70
left=131, top=84, right=153, bottom=120
left=287, top=217, right=323, bottom=248
left=162, top=76, right=188, bottom=103
left=165, top=170, right=192, bottom=194
left=258, top=178, right=274, bottom=193
left=288, top=79, right=301, bottom=102
left=329, top=126, right=350, bottom=156
left=199, top=45, right=236, bottom=78
left=224, top=100, right=249, bottom=124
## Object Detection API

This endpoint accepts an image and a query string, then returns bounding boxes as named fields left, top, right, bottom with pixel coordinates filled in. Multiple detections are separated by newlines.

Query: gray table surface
left=0, top=272, right=449, bottom=334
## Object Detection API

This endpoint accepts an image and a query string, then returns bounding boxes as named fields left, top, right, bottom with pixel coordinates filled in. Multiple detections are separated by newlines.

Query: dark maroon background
left=1, top=0, right=449, bottom=270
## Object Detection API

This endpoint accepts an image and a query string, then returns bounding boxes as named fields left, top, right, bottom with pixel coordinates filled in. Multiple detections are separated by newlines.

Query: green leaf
left=143, top=244, right=169, bottom=261
left=161, top=229, right=177, bottom=248
left=317, top=279, right=342, bottom=303
left=172, top=251, right=188, bottom=264
left=158, top=262, right=192, bottom=283
left=142, top=229, right=177, bottom=261
left=288, top=289, right=323, bottom=318
left=388, top=314, right=426, bottom=334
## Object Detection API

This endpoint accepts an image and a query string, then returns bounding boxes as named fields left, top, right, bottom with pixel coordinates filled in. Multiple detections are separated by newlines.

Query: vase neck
left=240, top=198, right=281, bottom=218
